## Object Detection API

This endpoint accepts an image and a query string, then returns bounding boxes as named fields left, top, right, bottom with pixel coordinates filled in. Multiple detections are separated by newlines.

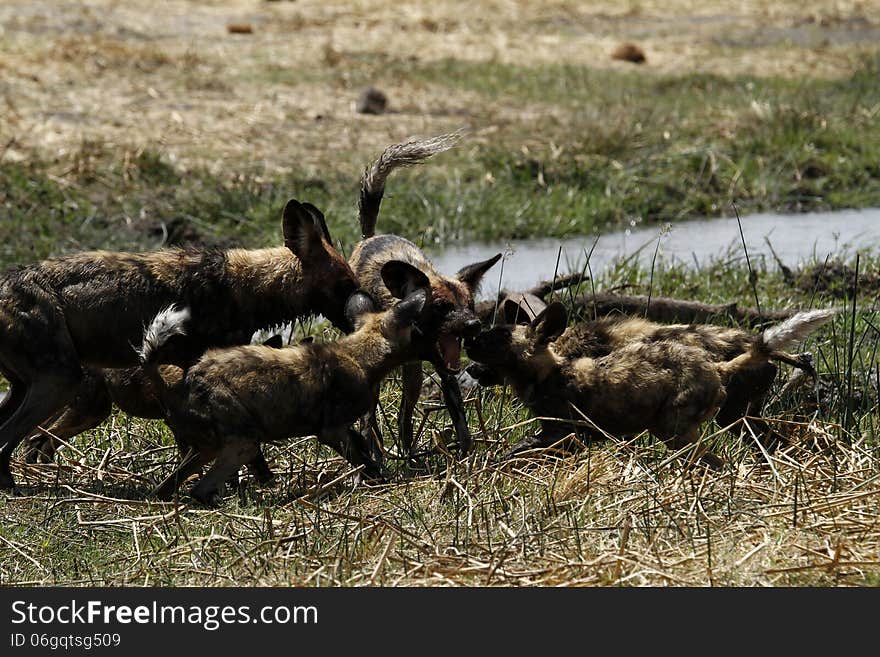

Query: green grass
left=3, top=57, right=880, bottom=270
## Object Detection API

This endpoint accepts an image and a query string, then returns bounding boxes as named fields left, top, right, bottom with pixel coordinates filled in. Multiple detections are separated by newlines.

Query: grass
left=1, top=251, right=878, bottom=587
left=4, top=52, right=880, bottom=262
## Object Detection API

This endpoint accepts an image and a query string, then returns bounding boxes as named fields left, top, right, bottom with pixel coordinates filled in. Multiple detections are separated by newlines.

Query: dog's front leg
left=317, top=427, right=384, bottom=484
left=398, top=361, right=423, bottom=456
left=438, top=371, right=472, bottom=455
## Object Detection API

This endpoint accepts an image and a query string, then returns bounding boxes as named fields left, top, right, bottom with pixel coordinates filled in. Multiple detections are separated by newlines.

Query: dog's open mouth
left=435, top=334, right=462, bottom=373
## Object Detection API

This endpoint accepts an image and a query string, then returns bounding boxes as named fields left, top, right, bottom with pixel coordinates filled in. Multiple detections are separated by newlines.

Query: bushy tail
left=718, top=307, right=837, bottom=381
left=137, top=305, right=191, bottom=366
left=135, top=305, right=190, bottom=416
left=358, top=132, right=461, bottom=239
left=761, top=308, right=838, bottom=352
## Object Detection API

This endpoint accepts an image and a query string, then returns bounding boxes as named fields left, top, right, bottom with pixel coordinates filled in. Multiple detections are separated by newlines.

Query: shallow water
left=428, top=207, right=880, bottom=295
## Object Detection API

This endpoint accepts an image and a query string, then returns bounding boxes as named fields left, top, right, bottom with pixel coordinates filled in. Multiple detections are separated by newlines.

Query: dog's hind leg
left=222, top=449, right=275, bottom=493
left=0, top=362, right=81, bottom=492
left=438, top=370, right=472, bottom=455
left=22, top=372, right=113, bottom=464
left=716, top=361, right=782, bottom=452
left=398, top=361, right=423, bottom=456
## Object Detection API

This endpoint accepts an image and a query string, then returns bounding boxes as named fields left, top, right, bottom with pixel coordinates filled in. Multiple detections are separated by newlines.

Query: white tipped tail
left=359, top=132, right=461, bottom=239
left=138, top=305, right=191, bottom=364
left=761, top=308, right=838, bottom=351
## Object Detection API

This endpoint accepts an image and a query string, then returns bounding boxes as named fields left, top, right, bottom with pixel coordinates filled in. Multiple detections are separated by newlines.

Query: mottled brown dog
left=0, top=199, right=358, bottom=492
left=142, top=287, right=428, bottom=506
left=21, top=335, right=286, bottom=484
left=349, top=134, right=501, bottom=458
left=468, top=308, right=823, bottom=446
left=465, top=304, right=836, bottom=465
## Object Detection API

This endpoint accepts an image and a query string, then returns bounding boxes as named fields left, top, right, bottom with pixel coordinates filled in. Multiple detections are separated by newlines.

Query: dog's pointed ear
left=531, top=302, right=567, bottom=345
left=344, top=291, right=378, bottom=332
left=302, top=202, right=333, bottom=244
left=392, top=288, right=428, bottom=327
left=381, top=260, right=431, bottom=300
left=456, top=253, right=502, bottom=292
left=262, top=335, right=284, bottom=349
left=282, top=199, right=325, bottom=257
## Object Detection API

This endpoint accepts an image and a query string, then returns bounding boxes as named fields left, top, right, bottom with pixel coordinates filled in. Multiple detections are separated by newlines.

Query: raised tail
left=718, top=307, right=837, bottom=381
left=358, top=132, right=461, bottom=239
left=137, top=305, right=191, bottom=366
left=137, top=305, right=190, bottom=410
left=761, top=308, right=838, bottom=352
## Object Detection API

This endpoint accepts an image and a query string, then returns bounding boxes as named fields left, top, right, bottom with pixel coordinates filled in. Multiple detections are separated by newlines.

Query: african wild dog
left=467, top=308, right=826, bottom=446
left=465, top=303, right=837, bottom=465
left=21, top=335, right=287, bottom=486
left=141, top=286, right=429, bottom=506
left=0, top=199, right=359, bottom=492
left=348, top=134, right=501, bottom=458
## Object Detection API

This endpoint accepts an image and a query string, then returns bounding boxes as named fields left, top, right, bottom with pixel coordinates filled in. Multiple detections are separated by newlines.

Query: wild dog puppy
left=465, top=304, right=837, bottom=465
left=0, top=199, right=358, bottom=492
left=467, top=311, right=824, bottom=442
left=462, top=293, right=548, bottom=391
left=141, top=288, right=428, bottom=506
left=21, top=335, right=287, bottom=485
left=349, top=134, right=501, bottom=457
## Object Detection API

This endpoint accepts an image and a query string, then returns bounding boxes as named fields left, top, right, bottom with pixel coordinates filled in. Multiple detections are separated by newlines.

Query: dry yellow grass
left=2, top=0, right=878, bottom=173
left=2, top=412, right=878, bottom=586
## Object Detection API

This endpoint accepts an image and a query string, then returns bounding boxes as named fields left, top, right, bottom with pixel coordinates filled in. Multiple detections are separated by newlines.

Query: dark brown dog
left=348, top=134, right=501, bottom=457
left=21, top=335, right=287, bottom=485
left=142, top=287, right=428, bottom=506
left=465, top=304, right=836, bottom=464
left=0, top=199, right=359, bottom=491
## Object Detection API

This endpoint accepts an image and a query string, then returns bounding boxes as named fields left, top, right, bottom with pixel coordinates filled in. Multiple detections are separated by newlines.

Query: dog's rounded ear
left=345, top=291, right=378, bottom=332
left=502, top=293, right=547, bottom=325
left=261, top=334, right=284, bottom=349
left=392, top=288, right=428, bottom=327
left=501, top=297, right=526, bottom=324
left=298, top=336, right=315, bottom=345
left=531, top=302, right=568, bottom=345
left=282, top=199, right=325, bottom=257
left=455, top=253, right=502, bottom=293
left=381, top=260, right=431, bottom=299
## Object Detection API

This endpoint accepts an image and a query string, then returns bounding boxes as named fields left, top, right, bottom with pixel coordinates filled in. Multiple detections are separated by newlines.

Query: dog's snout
left=463, top=318, right=481, bottom=337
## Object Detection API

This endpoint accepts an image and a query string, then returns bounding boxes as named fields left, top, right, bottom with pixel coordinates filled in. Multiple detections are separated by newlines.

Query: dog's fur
left=0, top=199, right=358, bottom=491
left=465, top=304, right=836, bottom=465
left=467, top=308, right=826, bottom=446
left=348, top=134, right=501, bottom=457
left=142, top=288, right=428, bottom=506
left=21, top=335, right=286, bottom=480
